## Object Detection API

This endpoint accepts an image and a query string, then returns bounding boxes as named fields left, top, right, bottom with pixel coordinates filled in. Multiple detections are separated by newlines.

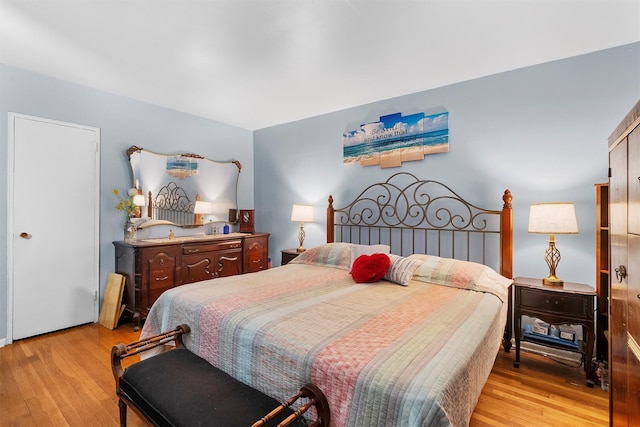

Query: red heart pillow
left=351, top=253, right=391, bottom=283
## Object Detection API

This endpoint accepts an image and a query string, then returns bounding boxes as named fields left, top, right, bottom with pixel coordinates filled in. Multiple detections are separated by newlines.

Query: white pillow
left=349, top=244, right=391, bottom=270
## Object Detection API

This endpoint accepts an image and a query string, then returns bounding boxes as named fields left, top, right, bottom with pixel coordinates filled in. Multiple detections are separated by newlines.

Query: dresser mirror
left=127, top=145, right=241, bottom=228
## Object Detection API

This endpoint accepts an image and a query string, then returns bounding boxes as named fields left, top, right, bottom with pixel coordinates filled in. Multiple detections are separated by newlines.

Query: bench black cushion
left=119, top=348, right=306, bottom=427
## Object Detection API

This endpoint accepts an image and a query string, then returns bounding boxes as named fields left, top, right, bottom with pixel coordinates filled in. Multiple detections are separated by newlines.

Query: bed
left=140, top=172, right=514, bottom=427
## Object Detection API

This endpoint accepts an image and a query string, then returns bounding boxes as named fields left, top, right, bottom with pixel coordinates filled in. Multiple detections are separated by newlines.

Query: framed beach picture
left=343, top=111, right=449, bottom=168
left=166, top=155, right=199, bottom=178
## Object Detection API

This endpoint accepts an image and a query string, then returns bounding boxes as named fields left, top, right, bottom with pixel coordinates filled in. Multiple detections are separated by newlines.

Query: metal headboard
left=327, top=172, right=513, bottom=278
left=149, top=181, right=195, bottom=225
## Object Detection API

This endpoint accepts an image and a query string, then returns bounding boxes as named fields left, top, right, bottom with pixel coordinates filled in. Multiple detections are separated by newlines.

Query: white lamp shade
left=291, top=204, right=314, bottom=222
left=132, top=194, right=145, bottom=206
left=194, top=200, right=213, bottom=214
left=528, top=202, right=579, bottom=234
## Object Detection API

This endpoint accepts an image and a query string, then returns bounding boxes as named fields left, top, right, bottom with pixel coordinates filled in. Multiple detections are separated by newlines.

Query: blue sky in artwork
left=423, top=112, right=449, bottom=132
left=380, top=112, right=421, bottom=129
left=343, top=111, right=448, bottom=147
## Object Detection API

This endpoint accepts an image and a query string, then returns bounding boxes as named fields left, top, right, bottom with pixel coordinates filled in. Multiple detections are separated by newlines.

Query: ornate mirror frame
left=127, top=145, right=241, bottom=228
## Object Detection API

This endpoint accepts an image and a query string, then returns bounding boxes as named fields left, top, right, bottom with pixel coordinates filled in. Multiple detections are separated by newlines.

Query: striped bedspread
left=142, top=256, right=510, bottom=427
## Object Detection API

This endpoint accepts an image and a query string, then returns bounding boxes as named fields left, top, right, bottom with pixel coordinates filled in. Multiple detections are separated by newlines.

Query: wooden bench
left=111, top=324, right=330, bottom=427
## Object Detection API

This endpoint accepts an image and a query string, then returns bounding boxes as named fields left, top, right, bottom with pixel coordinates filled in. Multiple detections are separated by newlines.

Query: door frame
left=6, top=112, right=101, bottom=344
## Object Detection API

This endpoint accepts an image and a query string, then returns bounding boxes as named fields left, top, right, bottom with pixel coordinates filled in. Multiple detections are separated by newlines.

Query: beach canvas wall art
left=343, top=111, right=449, bottom=168
left=166, top=156, right=199, bottom=178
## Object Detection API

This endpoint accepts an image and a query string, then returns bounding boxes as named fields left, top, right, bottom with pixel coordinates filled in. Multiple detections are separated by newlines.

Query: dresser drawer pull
left=155, top=276, right=169, bottom=281
left=187, top=248, right=199, bottom=253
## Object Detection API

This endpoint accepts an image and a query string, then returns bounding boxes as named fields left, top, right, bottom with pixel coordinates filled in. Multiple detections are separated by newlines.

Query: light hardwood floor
left=0, top=322, right=608, bottom=426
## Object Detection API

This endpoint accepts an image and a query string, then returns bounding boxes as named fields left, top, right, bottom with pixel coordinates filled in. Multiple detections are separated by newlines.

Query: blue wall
left=254, top=43, right=640, bottom=286
left=1, top=43, right=639, bottom=343
left=0, top=64, right=254, bottom=341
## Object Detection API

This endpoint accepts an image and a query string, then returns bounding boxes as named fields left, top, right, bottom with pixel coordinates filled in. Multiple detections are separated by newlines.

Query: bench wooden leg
left=251, top=383, right=330, bottom=427
left=119, top=398, right=127, bottom=427
left=301, top=383, right=330, bottom=427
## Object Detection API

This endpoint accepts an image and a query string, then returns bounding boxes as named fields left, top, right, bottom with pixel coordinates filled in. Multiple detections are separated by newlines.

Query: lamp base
left=542, top=275, right=564, bottom=286
left=297, top=223, right=306, bottom=253
left=542, top=237, right=563, bottom=286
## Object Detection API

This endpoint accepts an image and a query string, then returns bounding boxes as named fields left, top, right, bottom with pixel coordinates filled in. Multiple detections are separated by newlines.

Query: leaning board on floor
left=99, top=273, right=125, bottom=330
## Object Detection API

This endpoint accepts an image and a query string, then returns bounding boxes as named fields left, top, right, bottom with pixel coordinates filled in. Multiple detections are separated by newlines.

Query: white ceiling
left=1, top=0, right=638, bottom=130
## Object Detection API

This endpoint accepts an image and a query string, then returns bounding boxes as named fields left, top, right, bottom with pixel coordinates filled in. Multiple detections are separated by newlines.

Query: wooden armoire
left=608, top=99, right=640, bottom=426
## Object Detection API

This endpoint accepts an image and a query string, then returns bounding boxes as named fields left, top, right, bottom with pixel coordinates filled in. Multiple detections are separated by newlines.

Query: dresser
left=114, top=232, right=269, bottom=329
left=608, top=100, right=640, bottom=426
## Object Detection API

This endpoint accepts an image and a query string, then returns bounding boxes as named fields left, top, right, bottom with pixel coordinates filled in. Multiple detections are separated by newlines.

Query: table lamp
left=291, top=204, right=314, bottom=252
left=528, top=202, right=578, bottom=285
left=130, top=187, right=145, bottom=218
left=194, top=194, right=212, bottom=225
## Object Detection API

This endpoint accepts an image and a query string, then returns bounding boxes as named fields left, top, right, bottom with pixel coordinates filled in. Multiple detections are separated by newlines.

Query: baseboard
left=0, top=338, right=6, bottom=348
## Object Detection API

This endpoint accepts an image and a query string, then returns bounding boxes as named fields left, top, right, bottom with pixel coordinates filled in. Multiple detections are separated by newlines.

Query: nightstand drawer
left=281, top=249, right=301, bottom=266
left=519, top=288, right=590, bottom=317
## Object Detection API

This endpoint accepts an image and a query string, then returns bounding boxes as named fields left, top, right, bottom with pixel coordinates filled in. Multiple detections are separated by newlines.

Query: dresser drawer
left=182, top=240, right=242, bottom=255
left=244, top=234, right=269, bottom=273
left=149, top=267, right=176, bottom=290
left=519, top=287, right=589, bottom=317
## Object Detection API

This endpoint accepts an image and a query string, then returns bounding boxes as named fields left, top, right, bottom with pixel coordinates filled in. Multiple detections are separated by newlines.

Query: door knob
left=615, top=265, right=627, bottom=282
left=19, top=232, right=31, bottom=239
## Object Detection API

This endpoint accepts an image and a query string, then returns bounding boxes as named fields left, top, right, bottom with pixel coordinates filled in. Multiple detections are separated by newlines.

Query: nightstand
left=281, top=249, right=302, bottom=266
left=511, top=276, right=597, bottom=387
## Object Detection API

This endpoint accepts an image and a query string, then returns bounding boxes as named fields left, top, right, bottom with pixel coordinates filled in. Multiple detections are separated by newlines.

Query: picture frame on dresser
left=239, top=209, right=255, bottom=233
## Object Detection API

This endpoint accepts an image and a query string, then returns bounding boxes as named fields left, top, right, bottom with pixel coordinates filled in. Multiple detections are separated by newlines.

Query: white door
left=8, top=113, right=100, bottom=341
